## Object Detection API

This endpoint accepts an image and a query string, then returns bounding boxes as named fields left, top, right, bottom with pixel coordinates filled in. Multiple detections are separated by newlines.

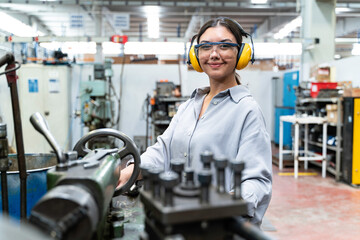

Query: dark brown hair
left=196, top=17, right=245, bottom=46
left=196, top=17, right=247, bottom=84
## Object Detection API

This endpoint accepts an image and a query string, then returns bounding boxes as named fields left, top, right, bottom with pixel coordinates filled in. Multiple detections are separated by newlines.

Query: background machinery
left=80, top=59, right=120, bottom=131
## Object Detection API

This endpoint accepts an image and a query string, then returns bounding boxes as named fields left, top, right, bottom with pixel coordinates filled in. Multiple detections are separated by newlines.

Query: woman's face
left=198, top=25, right=238, bottom=82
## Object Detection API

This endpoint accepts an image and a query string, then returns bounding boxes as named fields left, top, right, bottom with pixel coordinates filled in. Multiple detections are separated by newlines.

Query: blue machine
left=0, top=154, right=56, bottom=220
left=274, top=70, right=299, bottom=148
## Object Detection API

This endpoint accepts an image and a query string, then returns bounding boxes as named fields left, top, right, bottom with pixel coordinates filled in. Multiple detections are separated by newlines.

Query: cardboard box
left=159, top=59, right=181, bottom=64
left=247, top=59, right=275, bottom=71
left=343, top=88, right=360, bottom=97
left=310, top=65, right=336, bottom=82
left=111, top=55, right=158, bottom=64
left=337, top=81, right=352, bottom=89
left=326, top=104, right=337, bottom=112
left=326, top=104, right=338, bottom=124
left=111, top=55, right=133, bottom=64
left=83, top=54, right=95, bottom=62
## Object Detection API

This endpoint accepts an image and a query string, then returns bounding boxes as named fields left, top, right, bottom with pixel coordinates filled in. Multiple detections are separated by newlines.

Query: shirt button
left=184, top=152, right=187, bottom=157
left=213, top=101, right=218, bottom=105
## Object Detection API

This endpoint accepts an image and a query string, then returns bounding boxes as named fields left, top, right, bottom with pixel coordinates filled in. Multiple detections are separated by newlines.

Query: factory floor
left=263, top=145, right=360, bottom=240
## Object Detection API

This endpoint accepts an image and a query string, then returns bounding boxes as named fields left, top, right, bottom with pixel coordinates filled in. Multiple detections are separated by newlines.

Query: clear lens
left=196, top=42, right=239, bottom=56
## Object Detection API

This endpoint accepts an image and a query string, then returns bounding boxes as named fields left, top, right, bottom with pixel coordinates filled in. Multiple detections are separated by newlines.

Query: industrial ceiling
left=0, top=0, right=360, bottom=39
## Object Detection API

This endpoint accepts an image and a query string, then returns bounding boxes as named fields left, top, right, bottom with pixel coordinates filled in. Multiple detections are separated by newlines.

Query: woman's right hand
left=117, top=164, right=135, bottom=189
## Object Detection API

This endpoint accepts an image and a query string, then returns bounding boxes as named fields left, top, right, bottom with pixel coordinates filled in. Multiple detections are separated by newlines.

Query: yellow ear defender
left=187, top=18, right=255, bottom=73
left=188, top=43, right=203, bottom=72
left=236, top=42, right=252, bottom=70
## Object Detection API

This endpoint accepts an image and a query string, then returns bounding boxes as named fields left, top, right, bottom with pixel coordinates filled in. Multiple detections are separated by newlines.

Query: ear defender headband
left=187, top=18, right=255, bottom=73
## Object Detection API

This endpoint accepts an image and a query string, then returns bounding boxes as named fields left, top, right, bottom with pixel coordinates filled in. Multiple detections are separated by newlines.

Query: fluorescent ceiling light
left=40, top=42, right=96, bottom=54
left=103, top=42, right=124, bottom=54
left=146, top=6, right=160, bottom=39
left=0, top=12, right=44, bottom=37
left=335, top=38, right=359, bottom=43
left=251, top=0, right=268, bottom=4
left=352, top=43, right=360, bottom=55
left=274, top=16, right=302, bottom=40
left=335, top=7, right=352, bottom=13
left=124, top=42, right=184, bottom=55
left=41, top=41, right=185, bottom=55
left=254, top=42, right=302, bottom=58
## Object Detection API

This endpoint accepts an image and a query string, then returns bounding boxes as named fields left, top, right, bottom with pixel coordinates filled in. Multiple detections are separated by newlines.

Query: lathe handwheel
left=73, top=128, right=140, bottom=196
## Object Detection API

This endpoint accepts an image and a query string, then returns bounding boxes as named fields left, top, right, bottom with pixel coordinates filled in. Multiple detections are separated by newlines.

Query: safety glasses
left=194, top=42, right=239, bottom=56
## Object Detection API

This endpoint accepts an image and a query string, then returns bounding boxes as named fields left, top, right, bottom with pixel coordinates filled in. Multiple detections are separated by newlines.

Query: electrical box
left=342, top=97, right=360, bottom=185
left=283, top=71, right=299, bottom=107
left=17, top=64, right=71, bottom=153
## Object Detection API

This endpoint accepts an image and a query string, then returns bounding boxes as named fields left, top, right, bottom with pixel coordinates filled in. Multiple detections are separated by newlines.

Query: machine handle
left=30, top=112, right=66, bottom=164
left=0, top=52, right=14, bottom=68
left=73, top=128, right=141, bottom=196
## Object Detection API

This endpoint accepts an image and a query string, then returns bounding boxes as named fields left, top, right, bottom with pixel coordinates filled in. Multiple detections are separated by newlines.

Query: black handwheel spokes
left=73, top=128, right=141, bottom=195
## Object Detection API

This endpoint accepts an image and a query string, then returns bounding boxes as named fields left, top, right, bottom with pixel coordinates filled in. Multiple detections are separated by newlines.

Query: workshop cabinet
left=150, top=96, right=188, bottom=144
left=273, top=71, right=299, bottom=148
left=342, top=97, right=360, bottom=185
left=17, top=64, right=71, bottom=153
left=283, top=71, right=299, bottom=107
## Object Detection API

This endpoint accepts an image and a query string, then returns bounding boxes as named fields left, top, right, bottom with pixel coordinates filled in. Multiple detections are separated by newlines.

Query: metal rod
left=1, top=171, right=9, bottom=214
left=145, top=94, right=150, bottom=149
left=0, top=123, right=9, bottom=214
left=6, top=63, right=27, bottom=220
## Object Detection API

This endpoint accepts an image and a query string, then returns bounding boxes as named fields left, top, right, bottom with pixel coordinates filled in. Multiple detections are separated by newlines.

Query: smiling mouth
left=208, top=63, right=223, bottom=68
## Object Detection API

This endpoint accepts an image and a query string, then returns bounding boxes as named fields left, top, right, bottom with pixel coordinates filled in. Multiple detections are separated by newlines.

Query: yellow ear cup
left=189, top=45, right=203, bottom=72
left=236, top=43, right=252, bottom=70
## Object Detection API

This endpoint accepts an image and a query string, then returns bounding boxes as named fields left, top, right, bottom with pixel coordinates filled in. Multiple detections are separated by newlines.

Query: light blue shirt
left=141, top=84, right=272, bottom=225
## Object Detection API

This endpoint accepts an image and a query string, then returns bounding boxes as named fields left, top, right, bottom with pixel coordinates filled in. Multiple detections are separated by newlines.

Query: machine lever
left=0, top=52, right=14, bottom=68
left=30, top=112, right=66, bottom=166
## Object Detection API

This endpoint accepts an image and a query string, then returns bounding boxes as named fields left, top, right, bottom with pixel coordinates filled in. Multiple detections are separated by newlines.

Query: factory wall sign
left=28, top=79, right=38, bottom=93
left=70, top=14, right=84, bottom=29
left=49, top=79, right=60, bottom=94
left=114, top=14, right=130, bottom=30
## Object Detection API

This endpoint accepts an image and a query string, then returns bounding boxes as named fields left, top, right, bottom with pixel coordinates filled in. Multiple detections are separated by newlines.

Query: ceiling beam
left=336, top=17, right=360, bottom=37
left=0, top=9, right=54, bottom=35
left=256, top=16, right=297, bottom=38
left=102, top=6, right=123, bottom=35
left=184, top=13, right=201, bottom=40
left=0, top=1, right=298, bottom=9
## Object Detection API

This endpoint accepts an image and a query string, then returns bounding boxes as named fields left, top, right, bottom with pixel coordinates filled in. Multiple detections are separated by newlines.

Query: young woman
left=119, top=17, right=272, bottom=226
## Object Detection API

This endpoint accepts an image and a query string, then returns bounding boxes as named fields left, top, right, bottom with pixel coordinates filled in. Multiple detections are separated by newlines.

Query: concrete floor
left=264, top=153, right=360, bottom=240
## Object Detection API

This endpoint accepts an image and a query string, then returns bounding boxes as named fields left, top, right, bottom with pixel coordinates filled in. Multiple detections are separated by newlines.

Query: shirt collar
left=191, top=85, right=251, bottom=103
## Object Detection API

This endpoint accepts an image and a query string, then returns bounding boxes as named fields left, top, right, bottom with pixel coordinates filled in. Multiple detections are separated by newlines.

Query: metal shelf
left=308, top=140, right=342, bottom=152
left=299, top=97, right=339, bottom=104
left=310, top=160, right=340, bottom=178
left=328, top=122, right=343, bottom=127
left=153, top=120, right=171, bottom=125
left=297, top=96, right=343, bottom=181
left=157, top=97, right=189, bottom=102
